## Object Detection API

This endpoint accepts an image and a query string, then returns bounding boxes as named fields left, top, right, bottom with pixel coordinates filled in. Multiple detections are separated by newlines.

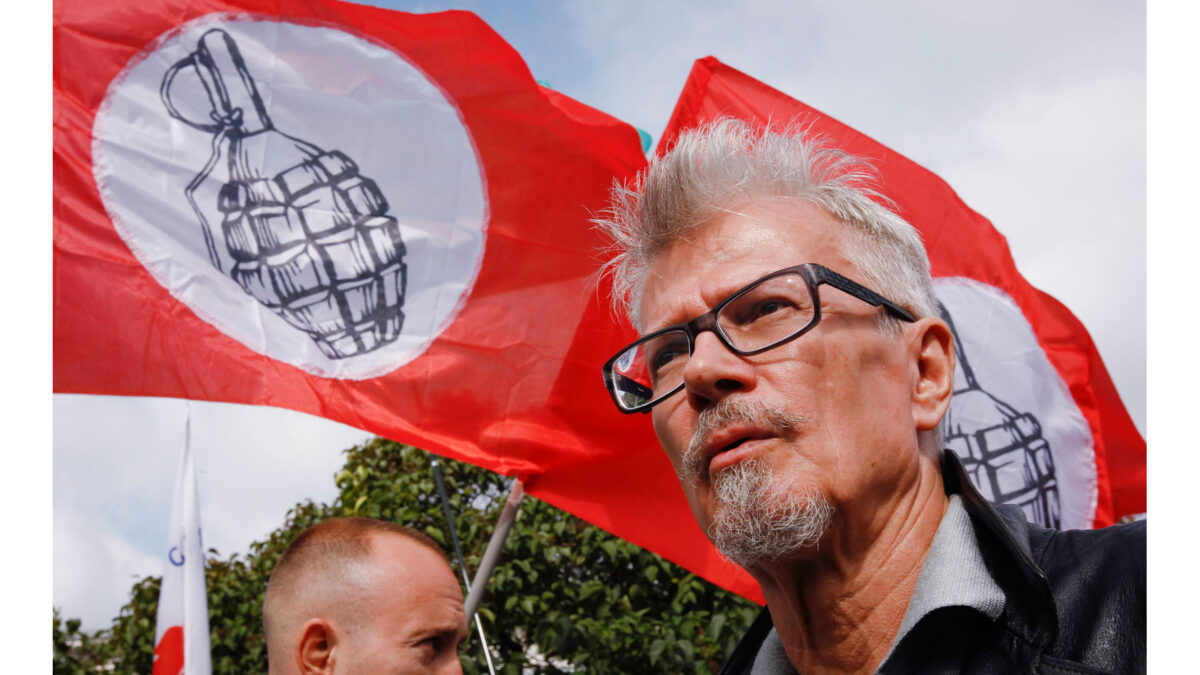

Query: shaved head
left=264, top=517, right=466, bottom=674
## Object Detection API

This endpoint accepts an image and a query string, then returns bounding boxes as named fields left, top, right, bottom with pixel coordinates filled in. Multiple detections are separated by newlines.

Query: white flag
left=153, top=413, right=212, bottom=675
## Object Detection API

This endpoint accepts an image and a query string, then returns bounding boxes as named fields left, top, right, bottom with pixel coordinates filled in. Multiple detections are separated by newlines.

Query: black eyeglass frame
left=602, top=263, right=918, bottom=414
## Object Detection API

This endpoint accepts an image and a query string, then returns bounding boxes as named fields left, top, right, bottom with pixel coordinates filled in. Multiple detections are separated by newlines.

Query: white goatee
left=710, top=457, right=834, bottom=567
left=678, top=398, right=833, bottom=566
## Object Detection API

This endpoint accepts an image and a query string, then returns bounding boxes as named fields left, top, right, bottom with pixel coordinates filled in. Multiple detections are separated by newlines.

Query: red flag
left=54, top=1, right=763, bottom=600
left=661, top=57, right=1145, bottom=528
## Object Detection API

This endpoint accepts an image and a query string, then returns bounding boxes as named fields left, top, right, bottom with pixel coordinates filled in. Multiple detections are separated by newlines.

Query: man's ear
left=909, top=317, right=955, bottom=432
left=296, top=618, right=337, bottom=674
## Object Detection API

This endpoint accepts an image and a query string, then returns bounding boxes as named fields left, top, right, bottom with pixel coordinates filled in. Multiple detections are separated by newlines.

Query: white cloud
left=53, top=395, right=371, bottom=629
left=187, top=401, right=370, bottom=558
left=54, top=507, right=161, bottom=631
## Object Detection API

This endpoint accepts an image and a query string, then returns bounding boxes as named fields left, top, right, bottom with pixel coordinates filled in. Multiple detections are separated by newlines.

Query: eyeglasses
left=602, top=263, right=917, bottom=413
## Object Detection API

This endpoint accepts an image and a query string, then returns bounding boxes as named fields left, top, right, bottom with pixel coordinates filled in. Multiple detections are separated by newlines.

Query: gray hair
left=711, top=457, right=835, bottom=567
left=594, top=117, right=937, bottom=332
left=595, top=117, right=946, bottom=455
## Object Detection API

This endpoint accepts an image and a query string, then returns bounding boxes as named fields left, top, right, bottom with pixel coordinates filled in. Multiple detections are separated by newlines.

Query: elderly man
left=597, top=118, right=1145, bottom=674
left=263, top=517, right=468, bottom=674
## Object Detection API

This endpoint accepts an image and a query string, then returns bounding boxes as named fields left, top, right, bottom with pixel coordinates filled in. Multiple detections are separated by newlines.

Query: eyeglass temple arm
left=816, top=267, right=917, bottom=322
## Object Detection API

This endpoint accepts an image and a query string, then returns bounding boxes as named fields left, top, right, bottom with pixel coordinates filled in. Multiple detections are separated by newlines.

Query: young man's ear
left=909, top=317, right=955, bottom=432
left=297, top=618, right=337, bottom=674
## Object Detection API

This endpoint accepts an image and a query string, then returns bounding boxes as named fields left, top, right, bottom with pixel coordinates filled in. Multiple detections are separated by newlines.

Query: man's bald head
left=264, top=517, right=466, bottom=674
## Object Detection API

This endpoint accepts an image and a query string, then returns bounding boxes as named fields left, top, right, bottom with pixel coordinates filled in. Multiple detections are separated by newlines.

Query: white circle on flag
left=92, top=15, right=488, bottom=379
left=934, top=277, right=1096, bottom=529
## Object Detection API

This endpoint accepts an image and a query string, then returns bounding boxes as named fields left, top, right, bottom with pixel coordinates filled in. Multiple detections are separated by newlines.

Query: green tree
left=54, top=439, right=758, bottom=673
left=53, top=608, right=110, bottom=674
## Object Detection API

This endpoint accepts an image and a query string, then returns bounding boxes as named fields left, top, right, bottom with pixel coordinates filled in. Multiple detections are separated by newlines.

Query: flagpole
left=430, top=458, right=497, bottom=675
left=463, top=479, right=525, bottom=619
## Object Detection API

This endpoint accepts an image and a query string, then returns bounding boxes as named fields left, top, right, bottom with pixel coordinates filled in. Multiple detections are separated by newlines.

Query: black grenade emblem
left=160, top=28, right=407, bottom=359
left=939, top=303, right=1061, bottom=528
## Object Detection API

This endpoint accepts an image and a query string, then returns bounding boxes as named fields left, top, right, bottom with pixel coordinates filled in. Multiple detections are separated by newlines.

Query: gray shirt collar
left=878, top=493, right=1006, bottom=668
left=750, top=495, right=1005, bottom=674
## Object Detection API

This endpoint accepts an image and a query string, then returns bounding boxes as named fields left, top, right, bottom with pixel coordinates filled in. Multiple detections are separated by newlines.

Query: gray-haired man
left=597, top=118, right=1145, bottom=674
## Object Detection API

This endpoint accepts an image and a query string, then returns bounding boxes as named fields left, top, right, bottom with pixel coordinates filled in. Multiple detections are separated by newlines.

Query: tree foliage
left=54, top=439, right=759, bottom=673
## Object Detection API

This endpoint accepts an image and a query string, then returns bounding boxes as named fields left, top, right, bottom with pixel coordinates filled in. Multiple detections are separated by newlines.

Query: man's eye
left=756, top=300, right=785, bottom=316
left=652, top=348, right=683, bottom=370
left=420, top=636, right=444, bottom=652
left=747, top=297, right=797, bottom=322
left=645, top=336, right=689, bottom=378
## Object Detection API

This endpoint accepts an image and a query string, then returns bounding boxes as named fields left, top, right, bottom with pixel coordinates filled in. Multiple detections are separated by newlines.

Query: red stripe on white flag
left=153, top=406, right=211, bottom=675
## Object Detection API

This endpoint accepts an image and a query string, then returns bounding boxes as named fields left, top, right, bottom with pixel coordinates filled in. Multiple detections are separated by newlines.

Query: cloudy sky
left=52, top=1, right=1146, bottom=630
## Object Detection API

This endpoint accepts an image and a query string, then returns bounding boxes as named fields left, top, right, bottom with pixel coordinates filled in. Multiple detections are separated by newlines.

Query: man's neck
left=749, top=457, right=948, bottom=674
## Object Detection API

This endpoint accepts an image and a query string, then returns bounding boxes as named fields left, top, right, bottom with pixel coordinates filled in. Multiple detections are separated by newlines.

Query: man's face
left=341, top=535, right=468, bottom=674
left=638, top=197, right=925, bottom=561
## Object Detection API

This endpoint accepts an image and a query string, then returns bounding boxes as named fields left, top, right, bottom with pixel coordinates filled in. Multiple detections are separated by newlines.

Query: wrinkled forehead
left=636, top=197, right=851, bottom=331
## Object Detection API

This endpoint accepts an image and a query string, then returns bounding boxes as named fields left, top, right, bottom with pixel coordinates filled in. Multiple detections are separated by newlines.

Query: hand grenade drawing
left=939, top=304, right=1061, bottom=528
left=160, top=28, right=407, bottom=359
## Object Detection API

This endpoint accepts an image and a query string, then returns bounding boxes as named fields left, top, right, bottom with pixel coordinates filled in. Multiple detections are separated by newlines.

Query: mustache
left=678, top=399, right=806, bottom=484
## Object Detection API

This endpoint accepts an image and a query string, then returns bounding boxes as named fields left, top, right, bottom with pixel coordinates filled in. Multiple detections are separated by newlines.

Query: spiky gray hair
left=594, top=117, right=937, bottom=332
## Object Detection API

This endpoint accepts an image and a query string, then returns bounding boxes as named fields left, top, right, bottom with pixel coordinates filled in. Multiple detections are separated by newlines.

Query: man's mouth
left=721, top=438, right=751, bottom=452
left=702, top=428, right=774, bottom=477
left=678, top=399, right=806, bottom=485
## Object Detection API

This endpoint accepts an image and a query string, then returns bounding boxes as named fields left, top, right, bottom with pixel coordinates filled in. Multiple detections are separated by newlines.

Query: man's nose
left=682, top=330, right=756, bottom=406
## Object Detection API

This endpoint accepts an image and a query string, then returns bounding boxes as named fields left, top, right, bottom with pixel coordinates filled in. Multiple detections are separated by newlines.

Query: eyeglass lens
left=609, top=271, right=816, bottom=410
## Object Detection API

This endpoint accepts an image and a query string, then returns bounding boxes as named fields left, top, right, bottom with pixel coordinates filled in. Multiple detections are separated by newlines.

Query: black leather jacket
left=719, top=450, right=1146, bottom=674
